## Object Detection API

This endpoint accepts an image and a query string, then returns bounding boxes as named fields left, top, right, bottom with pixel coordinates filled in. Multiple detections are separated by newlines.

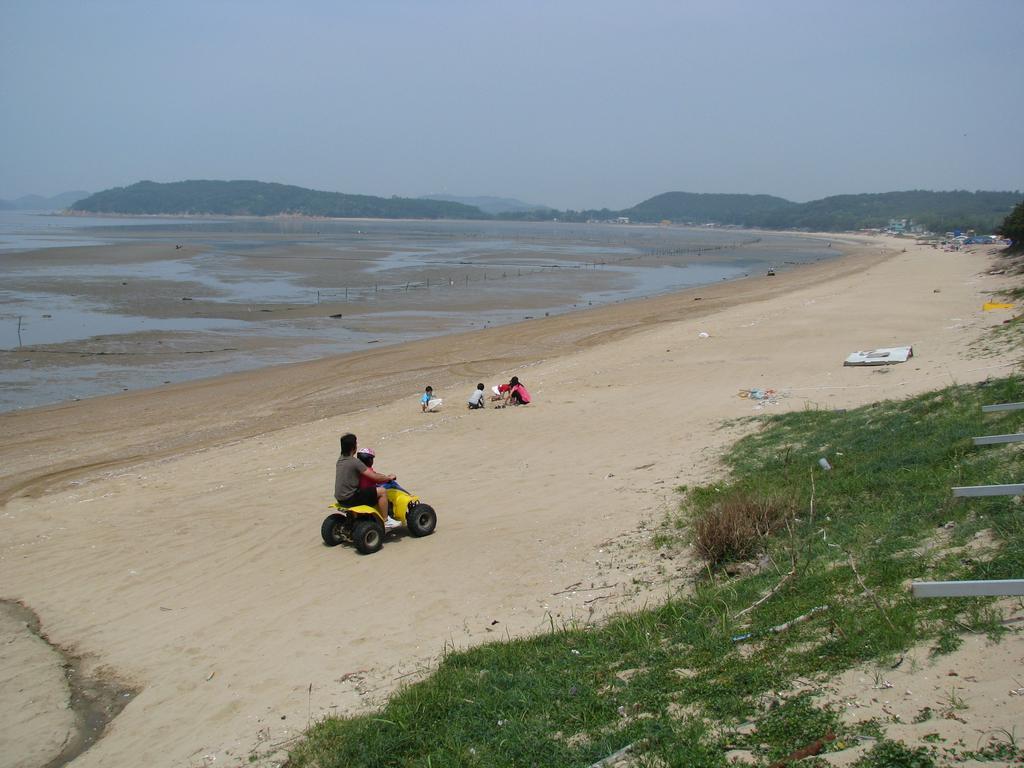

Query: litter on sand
left=738, top=388, right=786, bottom=410
left=843, top=345, right=913, bottom=366
left=983, top=302, right=1014, bottom=311
left=738, top=388, right=776, bottom=400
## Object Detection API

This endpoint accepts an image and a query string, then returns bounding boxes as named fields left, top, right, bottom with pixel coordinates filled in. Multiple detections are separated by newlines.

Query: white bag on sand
left=426, top=398, right=443, bottom=411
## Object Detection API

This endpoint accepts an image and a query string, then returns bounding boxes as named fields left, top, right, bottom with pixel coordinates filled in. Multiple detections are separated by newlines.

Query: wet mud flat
left=0, top=219, right=834, bottom=410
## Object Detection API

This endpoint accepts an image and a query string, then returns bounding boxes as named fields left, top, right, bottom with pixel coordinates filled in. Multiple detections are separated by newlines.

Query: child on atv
left=355, top=445, right=408, bottom=529
left=357, top=447, right=407, bottom=493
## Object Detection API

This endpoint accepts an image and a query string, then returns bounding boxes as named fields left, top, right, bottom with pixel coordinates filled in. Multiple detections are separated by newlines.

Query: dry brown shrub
left=693, top=492, right=795, bottom=568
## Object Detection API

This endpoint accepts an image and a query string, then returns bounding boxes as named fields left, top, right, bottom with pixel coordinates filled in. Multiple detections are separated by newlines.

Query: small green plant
left=929, top=628, right=962, bottom=657
left=942, top=687, right=968, bottom=713
left=912, top=706, right=933, bottom=723
left=852, top=739, right=936, bottom=768
left=749, top=695, right=841, bottom=761
left=852, top=718, right=886, bottom=739
left=961, top=727, right=1024, bottom=762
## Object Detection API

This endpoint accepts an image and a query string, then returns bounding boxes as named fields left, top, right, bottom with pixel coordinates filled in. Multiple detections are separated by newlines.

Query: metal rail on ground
left=981, top=402, right=1024, bottom=412
left=951, top=483, right=1024, bottom=497
left=912, top=406, right=1023, bottom=599
left=972, top=433, right=1024, bottom=445
left=912, top=579, right=1024, bottom=598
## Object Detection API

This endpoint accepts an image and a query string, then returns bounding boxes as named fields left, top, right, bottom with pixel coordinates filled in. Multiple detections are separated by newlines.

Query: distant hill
left=420, top=194, right=551, bottom=215
left=625, top=192, right=796, bottom=226
left=0, top=190, right=90, bottom=210
left=762, top=190, right=1021, bottom=233
left=67, top=180, right=1022, bottom=233
left=620, top=190, right=1022, bottom=233
left=71, top=180, right=486, bottom=219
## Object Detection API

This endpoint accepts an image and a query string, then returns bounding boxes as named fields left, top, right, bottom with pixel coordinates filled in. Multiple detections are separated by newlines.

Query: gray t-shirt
left=334, top=455, right=368, bottom=501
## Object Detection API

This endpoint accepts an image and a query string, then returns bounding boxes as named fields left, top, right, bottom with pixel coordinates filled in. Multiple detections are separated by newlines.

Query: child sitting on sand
left=421, top=386, right=442, bottom=412
left=508, top=376, right=531, bottom=405
left=467, top=383, right=486, bottom=409
left=490, top=383, right=511, bottom=404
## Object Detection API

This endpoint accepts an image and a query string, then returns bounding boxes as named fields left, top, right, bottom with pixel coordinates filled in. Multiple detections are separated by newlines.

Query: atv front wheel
left=406, top=503, right=437, bottom=537
left=352, top=518, right=385, bottom=554
left=321, top=513, right=348, bottom=547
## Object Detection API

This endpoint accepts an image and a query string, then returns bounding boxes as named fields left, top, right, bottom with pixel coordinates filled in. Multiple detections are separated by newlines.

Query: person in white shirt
left=467, top=383, right=486, bottom=409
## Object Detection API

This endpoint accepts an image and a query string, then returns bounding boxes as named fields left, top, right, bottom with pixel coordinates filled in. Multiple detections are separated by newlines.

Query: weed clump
left=852, top=739, right=936, bottom=767
left=692, top=491, right=794, bottom=567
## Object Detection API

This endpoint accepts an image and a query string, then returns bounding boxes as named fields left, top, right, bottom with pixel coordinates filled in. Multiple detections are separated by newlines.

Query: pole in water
left=17, top=316, right=23, bottom=347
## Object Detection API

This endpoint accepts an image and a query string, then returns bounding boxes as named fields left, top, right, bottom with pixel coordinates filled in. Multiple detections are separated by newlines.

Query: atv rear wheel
left=321, top=513, right=348, bottom=546
left=352, top=518, right=385, bottom=554
left=406, top=503, right=437, bottom=537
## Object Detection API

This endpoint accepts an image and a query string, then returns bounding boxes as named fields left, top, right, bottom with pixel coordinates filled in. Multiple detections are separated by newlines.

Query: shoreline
left=0, top=220, right=825, bottom=412
left=0, top=231, right=876, bottom=505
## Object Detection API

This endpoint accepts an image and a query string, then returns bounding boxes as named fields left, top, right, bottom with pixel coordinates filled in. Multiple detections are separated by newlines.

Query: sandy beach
left=1, top=233, right=1020, bottom=768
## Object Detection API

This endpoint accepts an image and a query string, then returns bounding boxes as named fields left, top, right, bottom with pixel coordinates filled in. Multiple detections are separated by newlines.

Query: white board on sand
left=844, top=345, right=913, bottom=366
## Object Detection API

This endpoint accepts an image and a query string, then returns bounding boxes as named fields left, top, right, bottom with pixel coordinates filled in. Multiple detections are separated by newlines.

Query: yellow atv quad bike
left=321, top=484, right=437, bottom=555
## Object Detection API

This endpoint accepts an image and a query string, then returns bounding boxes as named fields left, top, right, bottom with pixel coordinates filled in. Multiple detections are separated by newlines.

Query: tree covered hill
left=69, top=180, right=1021, bottom=233
left=71, top=180, right=487, bottom=219
left=622, top=189, right=1022, bottom=233
left=624, top=192, right=797, bottom=226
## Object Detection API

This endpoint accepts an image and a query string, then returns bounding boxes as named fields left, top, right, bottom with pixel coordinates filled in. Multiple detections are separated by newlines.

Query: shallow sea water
left=0, top=213, right=835, bottom=410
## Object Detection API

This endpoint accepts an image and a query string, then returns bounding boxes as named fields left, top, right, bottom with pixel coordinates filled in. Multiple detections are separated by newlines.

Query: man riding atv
left=334, top=433, right=395, bottom=520
left=325, top=434, right=438, bottom=554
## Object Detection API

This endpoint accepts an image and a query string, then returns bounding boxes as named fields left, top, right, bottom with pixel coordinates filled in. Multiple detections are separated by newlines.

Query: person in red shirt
left=508, top=376, right=531, bottom=405
left=490, top=382, right=511, bottom=404
left=356, top=447, right=380, bottom=490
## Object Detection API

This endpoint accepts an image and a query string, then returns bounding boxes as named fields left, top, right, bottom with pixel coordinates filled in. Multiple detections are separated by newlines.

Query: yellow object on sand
left=983, top=302, right=1014, bottom=311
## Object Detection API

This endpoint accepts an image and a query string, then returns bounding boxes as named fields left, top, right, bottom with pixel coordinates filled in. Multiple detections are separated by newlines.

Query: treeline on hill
left=71, top=180, right=1021, bottom=234
left=71, top=180, right=487, bottom=219
left=540, top=190, right=1019, bottom=233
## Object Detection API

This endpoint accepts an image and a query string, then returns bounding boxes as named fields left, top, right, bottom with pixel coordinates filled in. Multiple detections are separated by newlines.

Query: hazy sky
left=2, top=0, right=1022, bottom=209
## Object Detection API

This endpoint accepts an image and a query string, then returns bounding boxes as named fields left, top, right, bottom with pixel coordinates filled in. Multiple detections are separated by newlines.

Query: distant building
left=615, top=216, right=630, bottom=224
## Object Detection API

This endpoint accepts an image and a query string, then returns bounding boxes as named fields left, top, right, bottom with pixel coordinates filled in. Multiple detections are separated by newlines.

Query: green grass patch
left=285, top=377, right=1024, bottom=768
